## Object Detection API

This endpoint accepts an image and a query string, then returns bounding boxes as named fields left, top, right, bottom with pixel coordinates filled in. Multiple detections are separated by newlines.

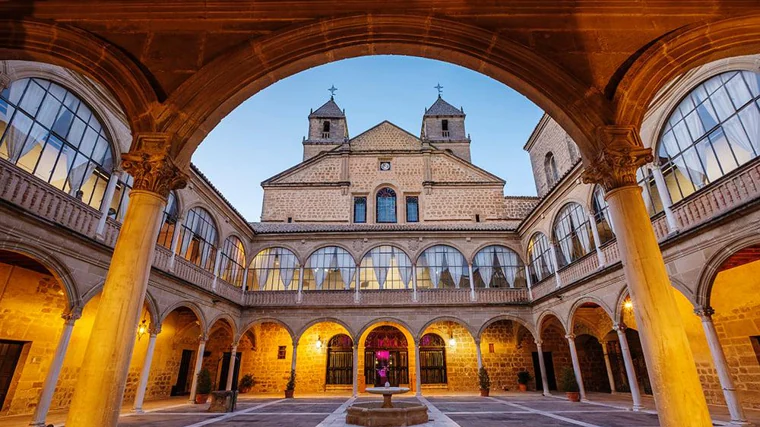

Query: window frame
left=376, top=187, right=397, bottom=223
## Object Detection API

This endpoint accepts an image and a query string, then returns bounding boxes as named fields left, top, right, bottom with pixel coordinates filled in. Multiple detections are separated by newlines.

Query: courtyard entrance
left=363, top=326, right=409, bottom=387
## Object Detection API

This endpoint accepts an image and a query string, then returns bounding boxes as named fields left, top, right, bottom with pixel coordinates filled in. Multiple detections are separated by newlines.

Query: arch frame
left=239, top=317, right=296, bottom=343
left=358, top=243, right=413, bottom=264
left=469, top=242, right=526, bottom=266
left=248, top=245, right=303, bottom=269
left=535, top=309, right=568, bottom=336
left=305, top=243, right=359, bottom=265
left=159, top=300, right=209, bottom=336
left=356, top=317, right=416, bottom=345
left=413, top=242, right=468, bottom=266
left=417, top=315, right=477, bottom=343
left=206, top=312, right=240, bottom=340
left=477, top=314, right=537, bottom=342
left=566, top=296, right=615, bottom=333
left=695, top=233, right=760, bottom=309
left=294, top=317, right=356, bottom=345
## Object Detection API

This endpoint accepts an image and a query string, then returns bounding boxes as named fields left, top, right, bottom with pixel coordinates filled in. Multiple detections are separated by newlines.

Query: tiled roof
left=424, top=96, right=465, bottom=117
left=309, top=98, right=345, bottom=118
left=249, top=222, right=519, bottom=234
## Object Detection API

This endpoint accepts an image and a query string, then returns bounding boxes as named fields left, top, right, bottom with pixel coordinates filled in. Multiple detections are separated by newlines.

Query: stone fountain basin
left=346, top=402, right=428, bottom=427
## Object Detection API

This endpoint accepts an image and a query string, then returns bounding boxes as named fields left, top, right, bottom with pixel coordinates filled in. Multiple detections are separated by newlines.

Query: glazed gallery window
left=657, top=70, right=760, bottom=204
left=591, top=186, right=615, bottom=246
left=354, top=196, right=367, bottom=223
left=416, top=245, right=468, bottom=289
left=248, top=247, right=300, bottom=291
left=473, top=245, right=525, bottom=288
left=0, top=78, right=115, bottom=211
left=359, top=246, right=413, bottom=290
left=406, top=196, right=419, bottom=223
left=527, top=232, right=555, bottom=283
left=304, top=246, right=355, bottom=290
left=553, top=202, right=594, bottom=268
left=156, top=191, right=179, bottom=249
left=176, top=207, right=218, bottom=272
left=637, top=167, right=664, bottom=217
left=376, top=187, right=397, bottom=223
left=219, top=236, right=246, bottom=287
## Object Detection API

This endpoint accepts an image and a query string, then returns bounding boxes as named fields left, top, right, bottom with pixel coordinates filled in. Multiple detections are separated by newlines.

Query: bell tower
left=303, top=86, right=348, bottom=160
left=421, top=87, right=470, bottom=161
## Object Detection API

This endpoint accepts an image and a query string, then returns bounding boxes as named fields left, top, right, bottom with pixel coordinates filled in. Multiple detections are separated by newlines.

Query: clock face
left=380, top=162, right=391, bottom=171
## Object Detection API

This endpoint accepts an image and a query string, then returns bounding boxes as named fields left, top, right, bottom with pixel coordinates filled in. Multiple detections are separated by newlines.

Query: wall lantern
left=623, top=298, right=634, bottom=311
left=448, top=337, right=456, bottom=347
left=316, top=336, right=323, bottom=350
left=137, top=318, right=148, bottom=341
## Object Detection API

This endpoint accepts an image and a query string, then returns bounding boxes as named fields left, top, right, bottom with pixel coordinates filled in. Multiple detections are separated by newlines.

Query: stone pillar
left=475, top=338, right=483, bottom=370
left=188, top=337, right=208, bottom=403
left=601, top=340, right=617, bottom=394
left=414, top=339, right=422, bottom=396
left=168, top=216, right=184, bottom=271
left=525, top=265, right=534, bottom=301
left=650, top=165, right=679, bottom=234
left=30, top=310, right=80, bottom=427
left=411, top=263, right=418, bottom=302
left=587, top=212, right=606, bottom=268
left=550, top=243, right=562, bottom=288
left=133, top=325, right=161, bottom=413
left=468, top=263, right=476, bottom=301
left=297, top=266, right=304, bottom=303
left=565, top=334, right=587, bottom=401
left=211, top=247, right=223, bottom=290
left=352, top=343, right=359, bottom=397
left=241, top=267, right=248, bottom=292
left=66, top=137, right=188, bottom=427
left=291, top=339, right=298, bottom=373
left=535, top=340, right=550, bottom=396
left=354, top=267, right=360, bottom=303
left=695, top=307, right=748, bottom=425
left=582, top=127, right=711, bottom=426
left=614, top=324, right=643, bottom=411
left=226, top=342, right=238, bottom=391
left=95, top=170, right=123, bottom=239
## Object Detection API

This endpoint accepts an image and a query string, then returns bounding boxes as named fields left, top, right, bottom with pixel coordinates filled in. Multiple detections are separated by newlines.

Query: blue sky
left=192, top=56, right=544, bottom=221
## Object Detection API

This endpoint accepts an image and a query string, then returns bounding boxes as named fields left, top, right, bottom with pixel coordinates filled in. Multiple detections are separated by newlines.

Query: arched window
left=591, top=186, right=614, bottom=246
left=544, top=152, right=559, bottom=188
left=527, top=233, right=554, bottom=283
left=219, top=236, right=246, bottom=287
left=376, top=187, right=397, bottom=223
left=248, top=247, right=300, bottom=291
left=304, top=246, right=355, bottom=290
left=473, top=245, right=525, bottom=288
left=109, top=173, right=133, bottom=222
left=553, top=203, right=594, bottom=267
left=657, top=70, right=760, bottom=205
left=636, top=167, right=664, bottom=217
left=156, top=191, right=179, bottom=249
left=176, top=207, right=218, bottom=272
left=323, top=120, right=330, bottom=133
left=326, top=334, right=353, bottom=385
left=0, top=78, right=115, bottom=211
left=416, top=245, right=468, bottom=289
left=419, top=333, right=447, bottom=385
left=359, top=246, right=413, bottom=290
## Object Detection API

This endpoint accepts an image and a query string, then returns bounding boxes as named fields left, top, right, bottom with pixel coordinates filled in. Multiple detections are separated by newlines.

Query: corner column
left=695, top=307, right=748, bottom=425
left=600, top=340, right=617, bottom=394
left=565, top=334, right=587, bottom=401
left=582, top=127, right=711, bottom=426
left=225, top=341, right=239, bottom=391
left=468, top=263, right=476, bottom=301
left=133, top=325, right=161, bottom=412
left=414, top=338, right=422, bottom=396
left=475, top=338, right=483, bottom=370
left=352, top=343, right=359, bottom=397
left=66, top=135, right=188, bottom=427
left=188, top=336, right=208, bottom=403
left=614, top=324, right=643, bottom=410
left=30, top=310, right=81, bottom=427
left=535, top=340, right=550, bottom=396
left=291, top=339, right=298, bottom=373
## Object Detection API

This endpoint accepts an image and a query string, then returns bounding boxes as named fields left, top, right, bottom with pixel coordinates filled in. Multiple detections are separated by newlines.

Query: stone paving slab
left=117, top=414, right=216, bottom=426
left=557, top=410, right=661, bottom=427
left=211, top=414, right=330, bottom=426
left=448, top=413, right=579, bottom=427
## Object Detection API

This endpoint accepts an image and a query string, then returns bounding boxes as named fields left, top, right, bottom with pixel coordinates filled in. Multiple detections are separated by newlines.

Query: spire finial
left=434, top=83, right=443, bottom=97
left=328, top=85, right=338, bottom=99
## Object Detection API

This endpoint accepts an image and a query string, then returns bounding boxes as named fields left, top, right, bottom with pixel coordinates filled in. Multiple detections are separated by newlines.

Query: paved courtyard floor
left=1, top=392, right=758, bottom=426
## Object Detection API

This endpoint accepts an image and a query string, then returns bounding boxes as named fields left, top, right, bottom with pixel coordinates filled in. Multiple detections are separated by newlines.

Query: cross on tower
left=328, top=85, right=338, bottom=98
left=434, top=83, right=443, bottom=96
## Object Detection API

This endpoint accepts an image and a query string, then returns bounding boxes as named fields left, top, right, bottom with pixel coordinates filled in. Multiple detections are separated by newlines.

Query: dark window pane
left=354, top=197, right=366, bottom=223
left=406, top=196, right=419, bottom=223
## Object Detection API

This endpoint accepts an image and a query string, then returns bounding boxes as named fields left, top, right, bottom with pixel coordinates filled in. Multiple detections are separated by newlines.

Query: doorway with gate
left=364, top=326, right=409, bottom=387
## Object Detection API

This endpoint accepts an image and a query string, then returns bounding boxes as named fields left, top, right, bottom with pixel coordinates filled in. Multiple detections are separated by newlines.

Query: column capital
left=564, top=333, right=576, bottom=341
left=613, top=323, right=627, bottom=333
left=121, top=133, right=188, bottom=198
left=198, top=335, right=208, bottom=343
left=62, top=309, right=82, bottom=324
left=149, top=324, right=162, bottom=335
left=534, top=339, right=543, bottom=346
left=581, top=126, right=653, bottom=192
left=694, top=306, right=715, bottom=319
left=230, top=341, right=239, bottom=350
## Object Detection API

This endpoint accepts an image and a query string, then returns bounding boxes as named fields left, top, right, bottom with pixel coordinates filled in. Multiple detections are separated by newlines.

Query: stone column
left=525, top=265, right=534, bottom=301
left=297, top=265, right=304, bottom=303
left=354, top=267, right=360, bottom=303
left=468, top=263, right=476, bottom=301
left=188, top=337, right=208, bottom=403
left=601, top=340, right=617, bottom=394
left=565, top=334, right=587, bottom=401
left=225, top=341, right=238, bottom=391
left=30, top=310, right=81, bottom=427
left=291, top=339, right=298, bottom=373
left=587, top=212, right=606, bottom=268
left=414, top=339, right=422, bottom=396
left=535, top=340, right=550, bottom=396
left=241, top=267, right=248, bottom=292
left=66, top=137, right=188, bottom=427
left=613, top=324, right=643, bottom=411
left=550, top=243, right=562, bottom=288
left=168, top=216, right=184, bottom=271
left=411, top=263, right=418, bottom=302
left=352, top=343, right=359, bottom=397
left=211, top=247, right=223, bottom=290
left=95, top=170, right=123, bottom=239
left=582, top=127, right=710, bottom=426
left=475, top=338, right=483, bottom=370
left=650, top=165, right=679, bottom=234
left=133, top=325, right=161, bottom=412
left=695, top=307, right=748, bottom=425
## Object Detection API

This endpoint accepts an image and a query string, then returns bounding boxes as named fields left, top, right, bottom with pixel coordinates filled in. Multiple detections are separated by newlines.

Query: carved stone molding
left=62, top=308, right=82, bottom=324
left=0, top=72, right=11, bottom=90
left=694, top=306, right=715, bottom=319
left=581, top=126, right=653, bottom=191
left=121, top=133, right=188, bottom=198
left=612, top=323, right=627, bottom=332
left=149, top=324, right=163, bottom=335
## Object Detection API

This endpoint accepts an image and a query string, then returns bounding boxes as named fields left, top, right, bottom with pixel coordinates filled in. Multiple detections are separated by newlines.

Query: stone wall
left=480, top=320, right=538, bottom=392
left=526, top=116, right=581, bottom=197
left=296, top=323, right=350, bottom=393
left=422, top=322, right=478, bottom=392
left=424, top=187, right=508, bottom=222
left=540, top=321, right=572, bottom=391
left=241, top=322, right=293, bottom=394
left=503, top=197, right=540, bottom=220
left=261, top=188, right=349, bottom=222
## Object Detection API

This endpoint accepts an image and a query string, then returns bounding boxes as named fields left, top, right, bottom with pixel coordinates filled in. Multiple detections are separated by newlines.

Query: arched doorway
left=419, top=333, right=447, bottom=385
left=364, top=326, right=409, bottom=387
left=326, top=334, right=353, bottom=386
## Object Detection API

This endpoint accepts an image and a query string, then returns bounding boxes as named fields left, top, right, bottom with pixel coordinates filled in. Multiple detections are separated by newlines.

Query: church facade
left=0, top=54, right=759, bottom=426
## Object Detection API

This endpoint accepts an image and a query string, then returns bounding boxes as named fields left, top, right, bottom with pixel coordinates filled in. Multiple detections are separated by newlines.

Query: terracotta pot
left=285, top=389, right=294, bottom=398
left=518, top=383, right=527, bottom=392
left=566, top=391, right=580, bottom=402
left=480, top=388, right=489, bottom=397
left=239, top=387, right=249, bottom=394
left=195, top=393, right=209, bottom=404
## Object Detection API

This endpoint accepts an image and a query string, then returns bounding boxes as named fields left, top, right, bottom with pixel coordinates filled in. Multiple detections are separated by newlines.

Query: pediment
left=349, top=121, right=422, bottom=152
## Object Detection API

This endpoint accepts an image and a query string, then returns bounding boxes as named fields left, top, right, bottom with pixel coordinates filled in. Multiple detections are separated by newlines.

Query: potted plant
left=285, top=369, right=296, bottom=398
left=195, top=368, right=212, bottom=404
left=517, top=371, right=532, bottom=392
left=239, top=374, right=255, bottom=393
left=560, top=367, right=580, bottom=402
left=478, top=367, right=491, bottom=397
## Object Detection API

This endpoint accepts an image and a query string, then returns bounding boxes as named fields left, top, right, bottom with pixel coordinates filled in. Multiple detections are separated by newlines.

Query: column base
left=727, top=420, right=751, bottom=426
left=581, top=398, right=590, bottom=403
left=542, top=392, right=551, bottom=397
left=28, top=422, right=46, bottom=427
left=132, top=408, right=145, bottom=414
left=631, top=404, right=643, bottom=412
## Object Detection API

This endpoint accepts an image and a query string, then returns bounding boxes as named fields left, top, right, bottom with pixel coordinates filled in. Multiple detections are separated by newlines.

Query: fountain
left=346, top=386, right=428, bottom=427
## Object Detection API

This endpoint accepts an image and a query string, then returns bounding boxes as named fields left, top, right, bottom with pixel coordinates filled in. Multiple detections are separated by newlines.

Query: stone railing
left=172, top=257, right=215, bottom=292
left=415, top=288, right=472, bottom=304
left=301, top=290, right=357, bottom=306
left=152, top=246, right=173, bottom=271
left=601, top=241, right=620, bottom=265
left=651, top=214, right=669, bottom=242
left=530, top=276, right=556, bottom=300
left=216, top=279, right=243, bottom=302
left=101, top=218, right=121, bottom=248
left=557, top=252, right=600, bottom=286
left=245, top=290, right=298, bottom=306
left=476, top=287, right=530, bottom=303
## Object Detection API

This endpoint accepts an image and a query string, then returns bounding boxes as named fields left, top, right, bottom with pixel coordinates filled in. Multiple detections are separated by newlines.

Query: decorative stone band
left=121, top=133, right=188, bottom=198
left=581, top=126, right=654, bottom=191
left=694, top=306, right=716, bottom=319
